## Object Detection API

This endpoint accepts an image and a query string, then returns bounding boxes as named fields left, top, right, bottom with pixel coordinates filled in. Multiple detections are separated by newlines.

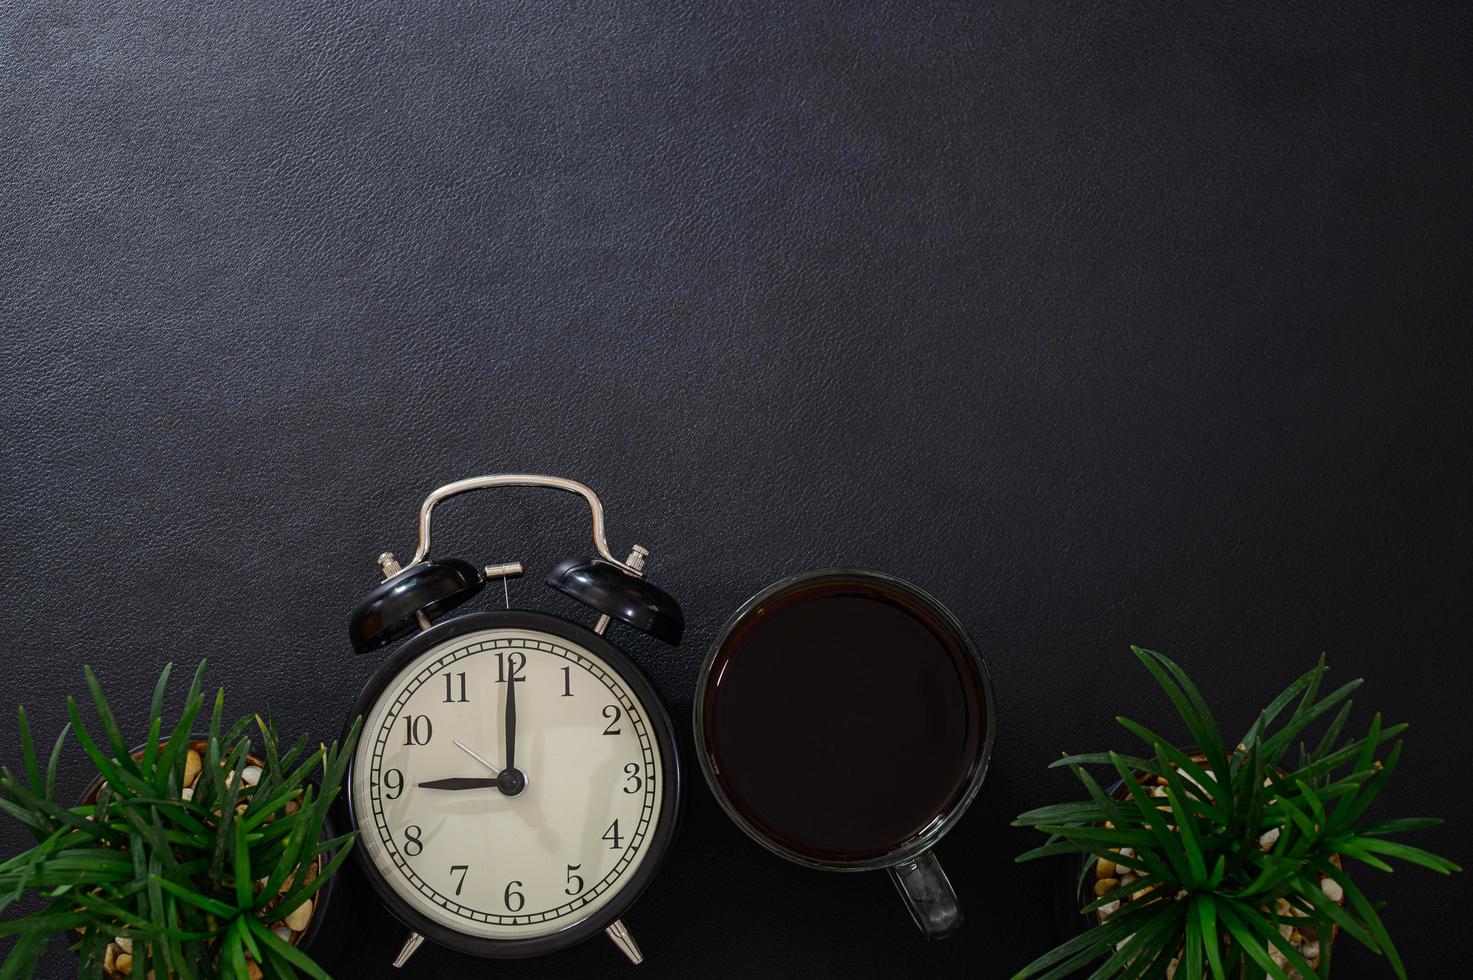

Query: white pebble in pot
left=284, top=899, right=313, bottom=932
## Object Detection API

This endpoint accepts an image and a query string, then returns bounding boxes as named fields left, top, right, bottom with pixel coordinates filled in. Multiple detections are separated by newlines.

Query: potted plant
left=1012, top=647, right=1459, bottom=980
left=0, top=661, right=360, bottom=979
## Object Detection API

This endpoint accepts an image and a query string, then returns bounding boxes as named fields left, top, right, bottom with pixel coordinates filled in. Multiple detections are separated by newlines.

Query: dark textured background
left=3, top=1, right=1470, bottom=976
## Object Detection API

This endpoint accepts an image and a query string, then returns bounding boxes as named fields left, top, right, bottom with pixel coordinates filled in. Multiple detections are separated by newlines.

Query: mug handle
left=888, top=851, right=964, bottom=940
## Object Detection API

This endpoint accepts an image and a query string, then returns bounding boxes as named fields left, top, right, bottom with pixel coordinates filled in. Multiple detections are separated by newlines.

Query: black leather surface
left=3, top=1, right=1470, bottom=977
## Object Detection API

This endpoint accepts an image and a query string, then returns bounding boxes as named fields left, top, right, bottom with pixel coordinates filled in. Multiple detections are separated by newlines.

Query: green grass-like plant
left=1013, top=647, right=1459, bottom=980
left=0, top=662, right=360, bottom=979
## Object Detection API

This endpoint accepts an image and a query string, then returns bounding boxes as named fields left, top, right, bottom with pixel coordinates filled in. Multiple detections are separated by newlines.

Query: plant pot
left=1069, top=753, right=1346, bottom=979
left=76, top=737, right=344, bottom=978
left=294, top=811, right=350, bottom=968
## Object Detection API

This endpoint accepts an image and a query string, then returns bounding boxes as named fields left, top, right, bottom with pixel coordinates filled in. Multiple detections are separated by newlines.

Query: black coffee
left=702, top=576, right=986, bottom=862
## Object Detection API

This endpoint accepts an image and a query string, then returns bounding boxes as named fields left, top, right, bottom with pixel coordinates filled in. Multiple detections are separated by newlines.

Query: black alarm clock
left=339, top=474, right=684, bottom=968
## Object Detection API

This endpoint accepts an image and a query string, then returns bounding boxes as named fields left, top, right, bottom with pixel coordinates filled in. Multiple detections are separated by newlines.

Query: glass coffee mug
left=694, top=568, right=996, bottom=939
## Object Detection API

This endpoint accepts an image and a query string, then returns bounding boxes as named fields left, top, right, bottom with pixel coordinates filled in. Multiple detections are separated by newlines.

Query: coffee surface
left=703, top=581, right=985, bottom=862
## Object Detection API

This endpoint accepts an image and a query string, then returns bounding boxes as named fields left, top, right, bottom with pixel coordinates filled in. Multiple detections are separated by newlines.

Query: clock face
left=349, top=624, right=666, bottom=943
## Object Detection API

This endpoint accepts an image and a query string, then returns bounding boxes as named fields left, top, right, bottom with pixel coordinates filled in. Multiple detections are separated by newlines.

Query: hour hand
left=417, top=777, right=502, bottom=791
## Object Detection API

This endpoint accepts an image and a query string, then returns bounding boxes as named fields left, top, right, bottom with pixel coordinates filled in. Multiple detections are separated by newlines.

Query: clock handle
left=888, top=850, right=964, bottom=940
left=408, top=474, right=640, bottom=575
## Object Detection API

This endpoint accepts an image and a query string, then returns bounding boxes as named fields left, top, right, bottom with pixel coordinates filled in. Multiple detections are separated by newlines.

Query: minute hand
left=505, top=672, right=517, bottom=772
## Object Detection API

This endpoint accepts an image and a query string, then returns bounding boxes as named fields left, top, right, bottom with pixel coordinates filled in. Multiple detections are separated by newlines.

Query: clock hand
left=417, top=777, right=502, bottom=791
left=438, top=743, right=527, bottom=796
left=505, top=673, right=518, bottom=773
left=453, top=739, right=500, bottom=775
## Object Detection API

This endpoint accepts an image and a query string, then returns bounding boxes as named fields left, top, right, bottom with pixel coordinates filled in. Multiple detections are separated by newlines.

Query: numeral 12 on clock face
left=351, top=628, right=665, bottom=941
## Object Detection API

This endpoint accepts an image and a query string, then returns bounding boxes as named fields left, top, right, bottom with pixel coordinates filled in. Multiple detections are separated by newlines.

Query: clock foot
left=392, top=931, right=425, bottom=968
left=605, top=919, right=644, bottom=965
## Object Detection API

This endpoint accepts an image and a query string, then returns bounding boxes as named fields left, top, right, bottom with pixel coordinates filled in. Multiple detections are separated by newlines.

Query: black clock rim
left=334, top=609, right=683, bottom=961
